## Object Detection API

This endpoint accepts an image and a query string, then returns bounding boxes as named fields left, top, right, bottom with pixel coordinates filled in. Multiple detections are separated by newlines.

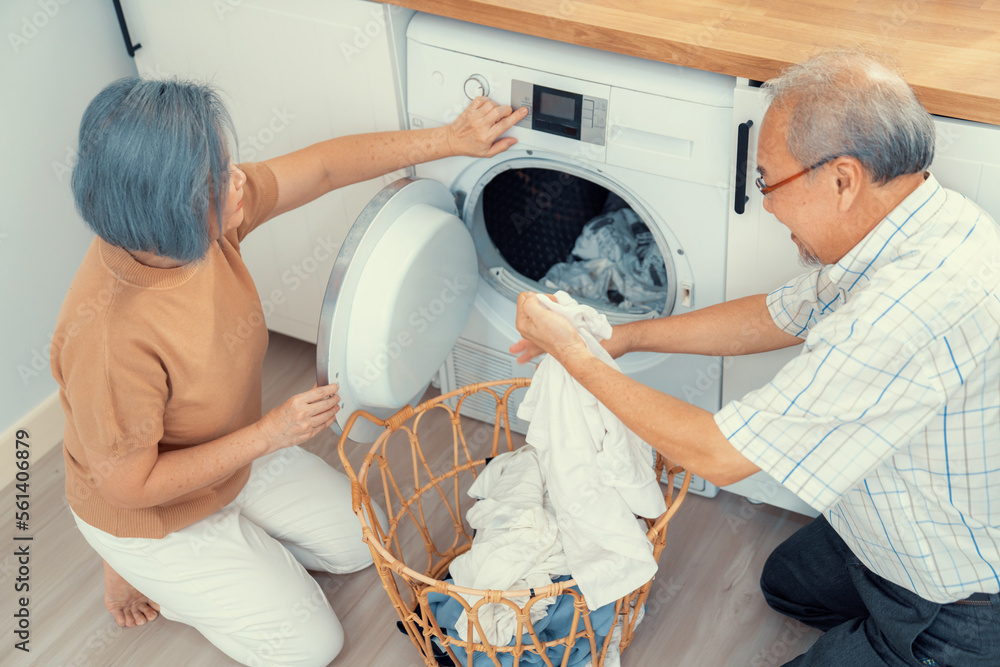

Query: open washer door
left=317, top=178, right=478, bottom=443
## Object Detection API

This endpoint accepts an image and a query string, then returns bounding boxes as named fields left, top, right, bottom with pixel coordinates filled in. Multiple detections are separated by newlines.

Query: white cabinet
left=123, top=0, right=412, bottom=342
left=720, top=81, right=1000, bottom=515
left=721, top=83, right=816, bottom=515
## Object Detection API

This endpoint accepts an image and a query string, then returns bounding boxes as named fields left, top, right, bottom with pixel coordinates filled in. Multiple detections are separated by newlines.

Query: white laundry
left=448, top=447, right=569, bottom=645
left=542, top=208, right=670, bottom=313
left=516, top=291, right=666, bottom=610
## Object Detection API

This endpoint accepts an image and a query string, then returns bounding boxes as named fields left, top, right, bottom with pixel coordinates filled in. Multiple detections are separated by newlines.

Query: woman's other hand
left=258, top=383, right=341, bottom=452
left=446, top=97, right=529, bottom=158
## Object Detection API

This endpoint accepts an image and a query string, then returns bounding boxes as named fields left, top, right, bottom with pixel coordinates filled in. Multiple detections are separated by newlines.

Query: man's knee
left=760, top=546, right=792, bottom=612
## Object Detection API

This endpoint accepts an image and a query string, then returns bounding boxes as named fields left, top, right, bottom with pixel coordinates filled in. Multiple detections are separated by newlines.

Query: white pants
left=73, top=447, right=383, bottom=667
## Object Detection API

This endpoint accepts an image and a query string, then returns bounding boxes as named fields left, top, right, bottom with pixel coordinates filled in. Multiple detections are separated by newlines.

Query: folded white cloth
left=516, top=291, right=666, bottom=610
left=448, top=447, right=569, bottom=645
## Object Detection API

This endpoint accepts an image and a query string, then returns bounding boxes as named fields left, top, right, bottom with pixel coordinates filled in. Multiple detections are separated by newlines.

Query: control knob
left=463, top=74, right=489, bottom=100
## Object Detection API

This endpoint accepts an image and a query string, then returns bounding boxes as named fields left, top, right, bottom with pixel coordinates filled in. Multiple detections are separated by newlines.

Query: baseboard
left=2, top=392, right=64, bottom=490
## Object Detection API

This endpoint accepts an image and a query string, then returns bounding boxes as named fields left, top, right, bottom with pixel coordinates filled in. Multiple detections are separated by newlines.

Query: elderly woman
left=52, top=77, right=526, bottom=666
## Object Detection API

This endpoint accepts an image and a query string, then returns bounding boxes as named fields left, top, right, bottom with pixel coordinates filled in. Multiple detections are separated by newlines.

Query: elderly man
left=512, top=50, right=1000, bottom=666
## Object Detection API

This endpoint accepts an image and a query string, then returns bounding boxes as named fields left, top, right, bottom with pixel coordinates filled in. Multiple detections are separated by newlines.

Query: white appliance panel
left=405, top=13, right=737, bottom=499
left=318, top=178, right=476, bottom=443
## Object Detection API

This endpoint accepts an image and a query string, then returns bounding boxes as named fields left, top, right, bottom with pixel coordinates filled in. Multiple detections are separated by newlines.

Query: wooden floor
left=0, top=332, right=821, bottom=666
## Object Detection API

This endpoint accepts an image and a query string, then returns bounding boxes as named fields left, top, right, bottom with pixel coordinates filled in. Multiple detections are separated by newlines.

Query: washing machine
left=317, top=14, right=736, bottom=496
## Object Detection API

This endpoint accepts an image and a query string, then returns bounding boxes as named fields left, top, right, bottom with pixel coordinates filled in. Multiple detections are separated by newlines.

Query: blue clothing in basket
left=427, top=575, right=617, bottom=667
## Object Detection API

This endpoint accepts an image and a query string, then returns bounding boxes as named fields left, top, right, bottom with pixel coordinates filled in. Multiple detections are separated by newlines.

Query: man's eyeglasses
left=755, top=157, right=835, bottom=197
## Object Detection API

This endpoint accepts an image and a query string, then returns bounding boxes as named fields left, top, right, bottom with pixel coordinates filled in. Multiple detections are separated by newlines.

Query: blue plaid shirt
left=716, top=174, right=1000, bottom=603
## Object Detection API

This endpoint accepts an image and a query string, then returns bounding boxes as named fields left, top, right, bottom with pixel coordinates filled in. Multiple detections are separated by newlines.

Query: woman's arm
left=263, top=97, right=527, bottom=220
left=511, top=293, right=803, bottom=363
left=84, top=384, right=340, bottom=510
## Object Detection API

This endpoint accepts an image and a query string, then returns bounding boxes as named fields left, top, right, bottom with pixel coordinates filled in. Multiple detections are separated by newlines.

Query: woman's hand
left=257, top=383, right=341, bottom=452
left=446, top=97, right=528, bottom=158
left=514, top=292, right=589, bottom=364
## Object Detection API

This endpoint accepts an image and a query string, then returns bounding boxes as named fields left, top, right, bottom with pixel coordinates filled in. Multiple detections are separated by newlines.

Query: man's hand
left=445, top=97, right=528, bottom=158
left=514, top=292, right=589, bottom=364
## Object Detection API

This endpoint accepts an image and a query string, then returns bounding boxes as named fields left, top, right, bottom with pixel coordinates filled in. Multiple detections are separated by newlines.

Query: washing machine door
left=317, top=178, right=478, bottom=442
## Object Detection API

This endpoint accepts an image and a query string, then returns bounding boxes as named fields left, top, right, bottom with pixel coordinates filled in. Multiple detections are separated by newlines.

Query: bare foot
left=103, top=560, right=160, bottom=627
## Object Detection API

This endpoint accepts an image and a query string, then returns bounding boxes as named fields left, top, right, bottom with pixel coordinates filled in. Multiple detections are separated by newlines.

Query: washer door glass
left=317, top=178, right=477, bottom=442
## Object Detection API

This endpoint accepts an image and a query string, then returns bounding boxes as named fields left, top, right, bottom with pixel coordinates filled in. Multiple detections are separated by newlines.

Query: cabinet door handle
left=113, top=0, right=142, bottom=58
left=734, top=119, right=753, bottom=215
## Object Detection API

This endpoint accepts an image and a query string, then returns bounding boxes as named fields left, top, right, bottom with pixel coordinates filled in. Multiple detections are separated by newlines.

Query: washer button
left=464, top=75, right=490, bottom=99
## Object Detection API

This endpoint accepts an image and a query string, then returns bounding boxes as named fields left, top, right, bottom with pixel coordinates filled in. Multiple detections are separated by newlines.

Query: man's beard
left=795, top=239, right=824, bottom=268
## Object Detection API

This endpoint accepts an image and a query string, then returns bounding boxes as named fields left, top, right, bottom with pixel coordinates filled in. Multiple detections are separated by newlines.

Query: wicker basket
left=337, top=378, right=691, bottom=667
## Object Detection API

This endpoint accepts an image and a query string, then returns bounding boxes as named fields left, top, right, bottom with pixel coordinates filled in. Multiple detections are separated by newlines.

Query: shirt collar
left=823, top=173, right=944, bottom=292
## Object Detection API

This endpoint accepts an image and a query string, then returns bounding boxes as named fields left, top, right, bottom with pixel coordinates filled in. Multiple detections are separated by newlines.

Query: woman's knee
left=242, top=603, right=345, bottom=667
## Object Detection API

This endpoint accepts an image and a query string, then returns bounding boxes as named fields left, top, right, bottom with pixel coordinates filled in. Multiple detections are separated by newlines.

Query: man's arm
left=512, top=293, right=803, bottom=363
left=567, top=351, right=759, bottom=487
left=263, top=97, right=527, bottom=220
left=606, top=294, right=804, bottom=358
left=515, top=292, right=767, bottom=487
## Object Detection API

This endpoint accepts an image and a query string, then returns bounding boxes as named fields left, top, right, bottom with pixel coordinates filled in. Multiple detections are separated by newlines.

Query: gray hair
left=72, top=78, right=236, bottom=262
left=762, top=50, right=935, bottom=184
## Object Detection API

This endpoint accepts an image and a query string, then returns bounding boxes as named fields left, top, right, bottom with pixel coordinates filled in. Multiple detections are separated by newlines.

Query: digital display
left=531, top=85, right=584, bottom=140
left=538, top=91, right=577, bottom=121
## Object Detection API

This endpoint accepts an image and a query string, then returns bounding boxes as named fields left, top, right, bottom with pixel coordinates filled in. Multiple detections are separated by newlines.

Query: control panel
left=511, top=79, right=607, bottom=146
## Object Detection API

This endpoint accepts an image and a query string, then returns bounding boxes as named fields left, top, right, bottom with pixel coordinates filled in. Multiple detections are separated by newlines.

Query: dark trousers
left=760, top=517, right=1000, bottom=666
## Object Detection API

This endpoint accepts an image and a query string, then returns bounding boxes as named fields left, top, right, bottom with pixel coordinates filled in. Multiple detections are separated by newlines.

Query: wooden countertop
left=383, top=0, right=1000, bottom=126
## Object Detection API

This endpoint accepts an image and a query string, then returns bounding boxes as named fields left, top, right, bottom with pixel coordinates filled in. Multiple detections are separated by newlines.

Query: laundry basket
left=337, top=378, right=691, bottom=667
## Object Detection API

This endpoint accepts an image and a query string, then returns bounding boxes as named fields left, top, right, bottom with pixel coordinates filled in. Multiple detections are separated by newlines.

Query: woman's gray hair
left=72, top=78, right=236, bottom=262
left=762, top=50, right=935, bottom=184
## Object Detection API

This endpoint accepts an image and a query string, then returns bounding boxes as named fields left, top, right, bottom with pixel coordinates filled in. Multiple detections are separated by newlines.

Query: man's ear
left=831, top=156, right=863, bottom=212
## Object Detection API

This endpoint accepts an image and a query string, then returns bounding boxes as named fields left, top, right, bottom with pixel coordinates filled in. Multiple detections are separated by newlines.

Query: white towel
left=448, top=447, right=569, bottom=645
left=516, top=291, right=666, bottom=610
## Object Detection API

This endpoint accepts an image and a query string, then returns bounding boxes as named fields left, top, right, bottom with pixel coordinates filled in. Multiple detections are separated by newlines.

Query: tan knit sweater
left=52, top=162, right=279, bottom=538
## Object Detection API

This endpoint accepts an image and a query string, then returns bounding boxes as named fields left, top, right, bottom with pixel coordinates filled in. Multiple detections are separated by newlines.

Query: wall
left=1, top=0, right=139, bottom=488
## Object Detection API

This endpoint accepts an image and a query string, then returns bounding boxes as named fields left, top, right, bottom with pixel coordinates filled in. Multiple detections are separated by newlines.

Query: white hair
left=763, top=50, right=935, bottom=184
